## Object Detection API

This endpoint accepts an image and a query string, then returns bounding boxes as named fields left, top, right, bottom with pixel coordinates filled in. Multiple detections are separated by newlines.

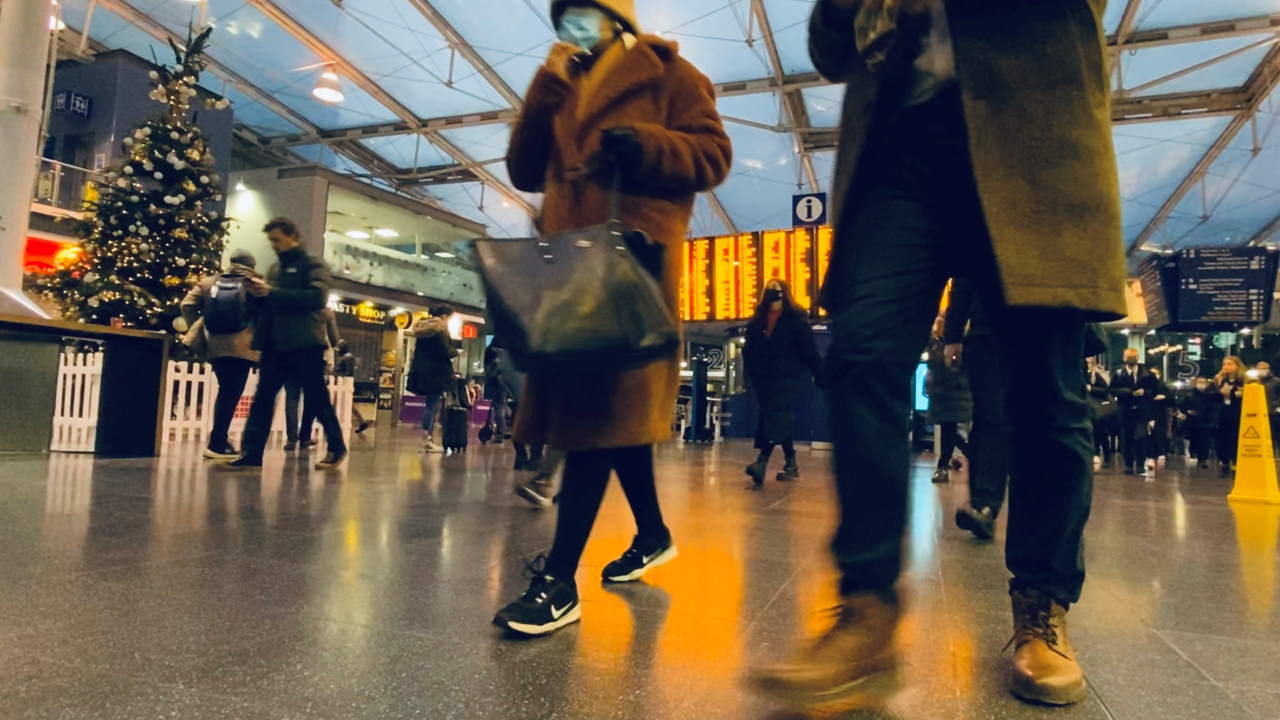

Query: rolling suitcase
left=443, top=406, right=469, bottom=453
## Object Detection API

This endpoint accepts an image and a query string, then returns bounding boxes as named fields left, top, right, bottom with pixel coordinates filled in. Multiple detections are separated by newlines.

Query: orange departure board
left=815, top=226, right=834, bottom=317
left=682, top=237, right=712, bottom=321
left=711, top=233, right=760, bottom=320
left=681, top=227, right=830, bottom=322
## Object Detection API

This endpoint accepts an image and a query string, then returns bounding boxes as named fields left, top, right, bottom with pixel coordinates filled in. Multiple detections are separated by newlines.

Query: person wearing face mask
left=1215, top=356, right=1247, bottom=478
left=1253, top=361, right=1280, bottom=452
left=742, top=280, right=824, bottom=488
left=1112, top=348, right=1156, bottom=476
left=1184, top=376, right=1220, bottom=470
left=493, top=0, right=731, bottom=638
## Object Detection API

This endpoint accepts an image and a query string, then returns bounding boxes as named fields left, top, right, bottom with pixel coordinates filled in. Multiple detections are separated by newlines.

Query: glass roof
left=60, top=0, right=1280, bottom=251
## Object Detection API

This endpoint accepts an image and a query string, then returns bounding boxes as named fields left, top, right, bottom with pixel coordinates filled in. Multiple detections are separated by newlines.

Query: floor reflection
left=2, top=434, right=1276, bottom=718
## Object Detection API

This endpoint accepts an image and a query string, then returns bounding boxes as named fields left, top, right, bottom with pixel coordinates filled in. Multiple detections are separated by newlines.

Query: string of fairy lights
left=34, top=26, right=231, bottom=330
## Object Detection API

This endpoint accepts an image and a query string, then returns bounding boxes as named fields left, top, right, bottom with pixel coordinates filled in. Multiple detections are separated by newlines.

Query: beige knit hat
left=551, top=0, right=639, bottom=33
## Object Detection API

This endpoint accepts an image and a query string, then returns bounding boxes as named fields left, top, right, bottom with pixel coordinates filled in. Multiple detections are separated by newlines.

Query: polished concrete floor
left=1, top=428, right=1278, bottom=720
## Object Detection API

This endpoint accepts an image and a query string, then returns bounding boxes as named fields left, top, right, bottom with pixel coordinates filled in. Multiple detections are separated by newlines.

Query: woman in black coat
left=743, top=280, right=823, bottom=487
left=405, top=305, right=459, bottom=452
left=926, top=315, right=973, bottom=484
left=1214, top=356, right=1247, bottom=478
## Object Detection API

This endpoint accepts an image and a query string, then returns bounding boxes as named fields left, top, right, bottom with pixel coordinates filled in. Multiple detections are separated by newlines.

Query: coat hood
left=414, top=316, right=449, bottom=338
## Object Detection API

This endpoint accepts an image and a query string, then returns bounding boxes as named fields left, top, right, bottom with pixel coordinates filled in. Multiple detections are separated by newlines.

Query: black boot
left=745, top=458, right=768, bottom=488
left=777, top=459, right=799, bottom=482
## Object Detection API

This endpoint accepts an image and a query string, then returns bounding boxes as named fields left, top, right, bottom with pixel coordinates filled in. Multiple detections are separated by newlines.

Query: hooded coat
left=507, top=31, right=732, bottom=450
left=406, top=317, right=458, bottom=397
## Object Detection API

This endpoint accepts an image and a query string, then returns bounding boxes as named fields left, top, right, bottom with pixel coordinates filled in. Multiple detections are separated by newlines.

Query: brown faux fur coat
left=507, top=35, right=731, bottom=450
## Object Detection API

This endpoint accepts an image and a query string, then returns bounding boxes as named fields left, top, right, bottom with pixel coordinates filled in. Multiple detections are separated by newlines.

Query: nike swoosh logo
left=642, top=551, right=660, bottom=564
left=550, top=603, right=570, bottom=620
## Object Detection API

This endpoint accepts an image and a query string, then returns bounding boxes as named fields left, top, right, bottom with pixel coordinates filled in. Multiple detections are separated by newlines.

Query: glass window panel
left=428, top=0, right=556, bottom=97
left=218, top=86, right=303, bottom=136
left=719, top=92, right=781, bottom=127
left=762, top=0, right=818, bottom=76
left=1155, top=88, right=1280, bottom=249
left=429, top=182, right=532, bottom=238
left=802, top=86, right=844, bottom=128
left=266, top=0, right=511, bottom=118
left=360, top=135, right=454, bottom=169
left=1135, top=0, right=1280, bottom=32
left=292, top=144, right=375, bottom=176
left=691, top=194, right=730, bottom=237
left=1119, top=35, right=1275, bottom=96
left=1113, top=116, right=1233, bottom=244
left=640, top=0, right=774, bottom=83
left=134, top=0, right=401, bottom=128
left=439, top=124, right=513, bottom=160
left=715, top=123, right=802, bottom=230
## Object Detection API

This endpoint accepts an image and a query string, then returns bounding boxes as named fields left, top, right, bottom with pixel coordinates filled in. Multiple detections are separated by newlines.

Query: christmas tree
left=34, top=26, right=231, bottom=331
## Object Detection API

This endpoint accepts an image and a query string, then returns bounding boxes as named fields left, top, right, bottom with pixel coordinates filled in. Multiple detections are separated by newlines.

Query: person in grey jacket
left=222, top=217, right=347, bottom=470
left=181, top=249, right=261, bottom=460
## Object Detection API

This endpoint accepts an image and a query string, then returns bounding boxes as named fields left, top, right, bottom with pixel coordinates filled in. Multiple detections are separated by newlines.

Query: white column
left=0, top=0, right=56, bottom=313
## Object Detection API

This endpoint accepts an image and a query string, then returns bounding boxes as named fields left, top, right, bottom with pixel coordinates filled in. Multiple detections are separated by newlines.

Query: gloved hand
left=593, top=127, right=643, bottom=181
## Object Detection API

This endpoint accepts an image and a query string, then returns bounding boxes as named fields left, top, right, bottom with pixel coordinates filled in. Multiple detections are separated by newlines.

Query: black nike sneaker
left=493, top=561, right=581, bottom=637
left=602, top=533, right=678, bottom=583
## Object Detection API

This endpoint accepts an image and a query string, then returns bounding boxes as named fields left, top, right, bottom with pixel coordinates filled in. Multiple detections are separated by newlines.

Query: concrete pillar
left=0, top=0, right=56, bottom=315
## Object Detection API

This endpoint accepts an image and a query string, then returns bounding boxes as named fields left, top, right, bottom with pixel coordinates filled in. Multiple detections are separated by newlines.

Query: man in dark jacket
left=751, top=0, right=1125, bottom=709
left=223, top=217, right=347, bottom=470
left=1112, top=348, right=1156, bottom=475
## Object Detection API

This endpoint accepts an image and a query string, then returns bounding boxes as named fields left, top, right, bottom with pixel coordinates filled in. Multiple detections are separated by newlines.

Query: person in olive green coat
left=749, top=0, right=1125, bottom=710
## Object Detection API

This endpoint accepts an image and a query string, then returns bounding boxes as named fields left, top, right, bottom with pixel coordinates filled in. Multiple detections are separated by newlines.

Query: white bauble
left=170, top=131, right=180, bottom=140
left=199, top=175, right=209, bottom=184
left=153, top=172, right=164, bottom=180
left=148, top=71, right=159, bottom=81
left=122, top=166, right=134, bottom=175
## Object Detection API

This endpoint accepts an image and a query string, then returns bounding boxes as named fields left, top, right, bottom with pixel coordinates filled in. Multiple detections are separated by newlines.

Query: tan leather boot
left=1008, top=589, right=1087, bottom=705
left=748, top=591, right=902, bottom=708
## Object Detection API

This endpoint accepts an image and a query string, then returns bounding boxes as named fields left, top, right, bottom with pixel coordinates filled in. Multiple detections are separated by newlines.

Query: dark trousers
left=241, top=348, right=345, bottom=459
left=823, top=88, right=1092, bottom=605
left=936, top=423, right=967, bottom=471
left=1189, top=426, right=1213, bottom=463
left=964, top=335, right=1010, bottom=515
left=1217, top=418, right=1240, bottom=468
left=284, top=382, right=302, bottom=442
left=1119, top=409, right=1147, bottom=471
left=545, top=445, right=668, bottom=581
left=209, top=357, right=254, bottom=451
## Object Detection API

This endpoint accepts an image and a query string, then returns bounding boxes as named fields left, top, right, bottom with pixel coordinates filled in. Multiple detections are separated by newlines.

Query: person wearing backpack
left=181, top=250, right=263, bottom=460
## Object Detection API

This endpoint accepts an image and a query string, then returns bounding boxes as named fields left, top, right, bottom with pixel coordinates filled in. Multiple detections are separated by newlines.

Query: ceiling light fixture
left=373, top=228, right=399, bottom=239
left=312, top=69, right=344, bottom=104
left=434, top=251, right=456, bottom=259
left=345, top=230, right=371, bottom=239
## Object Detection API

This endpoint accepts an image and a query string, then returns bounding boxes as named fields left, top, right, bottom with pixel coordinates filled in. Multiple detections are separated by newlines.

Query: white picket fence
left=51, top=353, right=103, bottom=452
left=51, top=353, right=354, bottom=454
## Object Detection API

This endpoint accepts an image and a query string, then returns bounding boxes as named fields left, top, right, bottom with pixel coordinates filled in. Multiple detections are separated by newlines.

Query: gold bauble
left=163, top=275, right=181, bottom=287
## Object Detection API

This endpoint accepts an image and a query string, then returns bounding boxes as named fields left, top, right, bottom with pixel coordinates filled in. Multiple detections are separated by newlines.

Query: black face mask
left=763, top=289, right=782, bottom=303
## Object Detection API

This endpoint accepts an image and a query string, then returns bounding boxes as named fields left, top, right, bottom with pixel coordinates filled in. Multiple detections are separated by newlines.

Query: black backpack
left=203, top=274, right=251, bottom=334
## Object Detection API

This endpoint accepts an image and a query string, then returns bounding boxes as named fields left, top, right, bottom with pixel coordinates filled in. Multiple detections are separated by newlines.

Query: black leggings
left=937, top=423, right=968, bottom=470
left=545, top=445, right=668, bottom=582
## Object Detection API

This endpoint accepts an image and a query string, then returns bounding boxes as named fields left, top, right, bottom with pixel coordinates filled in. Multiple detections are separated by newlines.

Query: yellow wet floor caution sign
left=1230, top=383, right=1280, bottom=505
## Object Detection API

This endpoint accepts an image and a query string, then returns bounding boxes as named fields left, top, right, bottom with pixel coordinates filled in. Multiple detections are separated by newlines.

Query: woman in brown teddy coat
left=493, top=0, right=731, bottom=637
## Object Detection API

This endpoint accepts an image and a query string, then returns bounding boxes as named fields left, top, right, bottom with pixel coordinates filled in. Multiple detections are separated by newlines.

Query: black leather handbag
left=472, top=187, right=678, bottom=374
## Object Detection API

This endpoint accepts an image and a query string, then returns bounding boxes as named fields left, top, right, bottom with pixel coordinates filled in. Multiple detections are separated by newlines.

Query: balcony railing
left=33, top=158, right=104, bottom=215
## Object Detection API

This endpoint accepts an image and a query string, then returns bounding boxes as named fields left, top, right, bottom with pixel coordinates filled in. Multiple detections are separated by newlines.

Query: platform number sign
left=793, top=193, right=827, bottom=227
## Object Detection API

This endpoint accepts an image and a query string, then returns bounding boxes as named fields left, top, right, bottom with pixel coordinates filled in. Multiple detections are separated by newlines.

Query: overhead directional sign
left=793, top=193, right=827, bottom=227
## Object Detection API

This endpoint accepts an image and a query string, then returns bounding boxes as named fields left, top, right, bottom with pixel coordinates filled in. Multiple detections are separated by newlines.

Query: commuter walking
left=1253, top=361, right=1280, bottom=452
left=925, top=314, right=971, bottom=484
left=483, top=346, right=513, bottom=446
left=1113, top=349, right=1156, bottom=475
left=742, top=279, right=823, bottom=488
left=181, top=249, right=261, bottom=460
left=751, top=0, right=1126, bottom=708
left=288, top=308, right=340, bottom=450
left=492, top=0, right=731, bottom=637
left=334, top=339, right=370, bottom=434
left=222, top=218, right=347, bottom=470
left=1215, top=356, right=1246, bottom=478
left=943, top=277, right=1005, bottom=540
left=1084, top=358, right=1117, bottom=467
left=1146, top=368, right=1171, bottom=467
left=1185, top=376, right=1220, bottom=469
left=406, top=306, right=458, bottom=453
